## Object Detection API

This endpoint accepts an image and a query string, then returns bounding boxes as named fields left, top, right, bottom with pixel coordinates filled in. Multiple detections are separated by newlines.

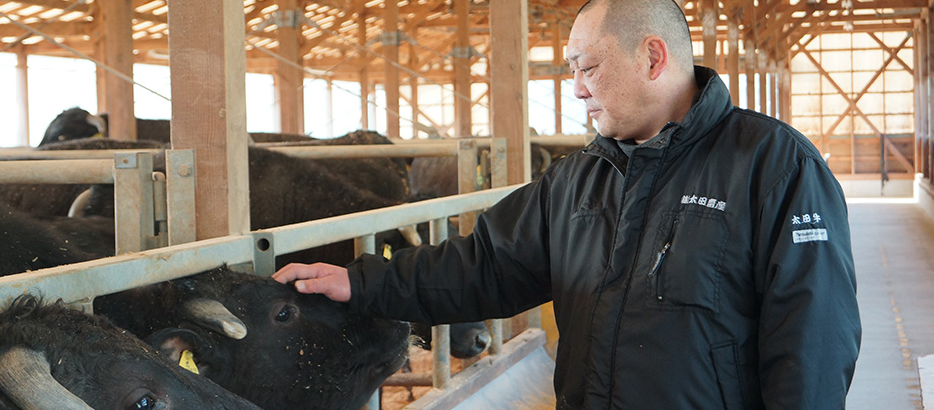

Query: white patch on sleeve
left=792, top=228, right=828, bottom=244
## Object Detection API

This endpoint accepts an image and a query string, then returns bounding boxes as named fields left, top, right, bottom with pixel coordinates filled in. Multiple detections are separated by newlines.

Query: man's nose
left=573, top=74, right=591, bottom=99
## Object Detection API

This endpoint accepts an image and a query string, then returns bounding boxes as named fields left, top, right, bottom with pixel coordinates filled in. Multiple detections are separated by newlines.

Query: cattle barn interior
left=0, top=0, right=933, bottom=409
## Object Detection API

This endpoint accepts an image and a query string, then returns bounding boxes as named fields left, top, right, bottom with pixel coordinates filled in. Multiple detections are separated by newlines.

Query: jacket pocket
left=711, top=342, right=747, bottom=410
left=647, top=209, right=727, bottom=312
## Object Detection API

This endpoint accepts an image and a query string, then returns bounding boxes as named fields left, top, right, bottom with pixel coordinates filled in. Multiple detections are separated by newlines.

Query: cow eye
left=275, top=305, right=296, bottom=323
left=130, top=395, right=156, bottom=410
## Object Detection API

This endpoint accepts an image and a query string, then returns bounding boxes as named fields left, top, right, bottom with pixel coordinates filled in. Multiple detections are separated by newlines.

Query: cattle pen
left=0, top=139, right=576, bottom=410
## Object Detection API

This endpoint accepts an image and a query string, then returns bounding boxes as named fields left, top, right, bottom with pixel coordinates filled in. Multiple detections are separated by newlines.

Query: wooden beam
left=97, top=0, right=137, bottom=141
left=801, top=47, right=914, bottom=172
left=490, top=0, right=530, bottom=184
left=812, top=0, right=925, bottom=10
left=867, top=31, right=914, bottom=75
left=756, top=2, right=813, bottom=49
left=14, top=0, right=167, bottom=24
left=168, top=0, right=250, bottom=239
left=0, top=21, right=93, bottom=37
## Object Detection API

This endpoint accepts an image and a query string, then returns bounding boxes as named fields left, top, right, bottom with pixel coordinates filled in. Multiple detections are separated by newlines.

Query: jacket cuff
left=345, top=257, right=368, bottom=311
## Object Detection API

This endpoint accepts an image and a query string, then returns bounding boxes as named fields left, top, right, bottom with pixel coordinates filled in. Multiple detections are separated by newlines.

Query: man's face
left=567, top=5, right=652, bottom=141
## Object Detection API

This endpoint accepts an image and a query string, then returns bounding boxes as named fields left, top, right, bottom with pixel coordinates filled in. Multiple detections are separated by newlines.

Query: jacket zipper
left=649, top=218, right=679, bottom=300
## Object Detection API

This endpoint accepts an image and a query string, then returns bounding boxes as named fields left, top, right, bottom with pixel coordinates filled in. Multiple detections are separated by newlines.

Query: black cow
left=0, top=138, right=166, bottom=218
left=0, top=295, right=262, bottom=410
left=268, top=130, right=410, bottom=202
left=407, top=142, right=558, bottom=201
left=0, top=205, right=410, bottom=410
left=95, top=267, right=411, bottom=410
left=39, top=107, right=106, bottom=146
left=39, top=108, right=410, bottom=204
left=0, top=204, right=96, bottom=275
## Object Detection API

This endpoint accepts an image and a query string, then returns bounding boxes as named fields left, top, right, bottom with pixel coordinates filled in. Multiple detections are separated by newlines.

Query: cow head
left=146, top=267, right=411, bottom=410
left=0, top=295, right=261, bottom=410
left=39, top=107, right=105, bottom=146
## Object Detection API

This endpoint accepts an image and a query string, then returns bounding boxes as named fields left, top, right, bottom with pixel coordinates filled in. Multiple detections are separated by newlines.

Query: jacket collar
left=585, top=66, right=734, bottom=158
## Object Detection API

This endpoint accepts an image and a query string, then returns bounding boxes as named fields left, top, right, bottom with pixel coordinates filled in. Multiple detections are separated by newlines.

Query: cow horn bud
left=182, top=298, right=248, bottom=340
left=398, top=225, right=422, bottom=247
left=67, top=189, right=92, bottom=218
left=0, top=346, right=94, bottom=410
left=537, top=146, right=552, bottom=174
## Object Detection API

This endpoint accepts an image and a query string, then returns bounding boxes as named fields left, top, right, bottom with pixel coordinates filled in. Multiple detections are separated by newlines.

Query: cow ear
left=146, top=328, right=215, bottom=374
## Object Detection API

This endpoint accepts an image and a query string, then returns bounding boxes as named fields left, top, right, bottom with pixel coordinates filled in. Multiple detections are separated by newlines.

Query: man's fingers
left=272, top=263, right=319, bottom=284
left=272, top=263, right=352, bottom=302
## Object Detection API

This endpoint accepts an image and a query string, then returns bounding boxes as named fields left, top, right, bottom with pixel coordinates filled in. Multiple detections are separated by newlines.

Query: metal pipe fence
left=0, top=139, right=554, bottom=409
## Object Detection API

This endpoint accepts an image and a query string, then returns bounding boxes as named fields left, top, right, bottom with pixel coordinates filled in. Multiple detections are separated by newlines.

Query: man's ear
left=644, top=35, right=670, bottom=81
left=146, top=327, right=215, bottom=375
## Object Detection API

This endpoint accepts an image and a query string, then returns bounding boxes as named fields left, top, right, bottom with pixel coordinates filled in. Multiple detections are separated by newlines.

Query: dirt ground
left=381, top=346, right=474, bottom=409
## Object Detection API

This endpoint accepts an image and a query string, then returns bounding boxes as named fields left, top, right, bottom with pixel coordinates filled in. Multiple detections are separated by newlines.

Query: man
left=274, top=0, right=861, bottom=408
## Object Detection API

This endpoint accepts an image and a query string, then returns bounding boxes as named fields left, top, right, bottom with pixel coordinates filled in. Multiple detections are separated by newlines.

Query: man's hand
left=272, top=263, right=351, bottom=302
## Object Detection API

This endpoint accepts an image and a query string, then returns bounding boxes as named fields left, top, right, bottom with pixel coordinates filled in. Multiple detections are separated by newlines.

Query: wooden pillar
left=274, top=0, right=304, bottom=134
left=699, top=0, right=719, bottom=70
left=552, top=22, right=564, bottom=135
left=927, top=8, right=934, bottom=179
left=326, top=78, right=335, bottom=138
left=487, top=63, right=493, bottom=134
left=383, top=0, right=401, bottom=139
left=743, top=5, right=757, bottom=111
left=780, top=60, right=792, bottom=122
left=768, top=58, right=778, bottom=118
left=358, top=12, right=369, bottom=130
left=758, top=52, right=768, bottom=114
left=408, top=26, right=420, bottom=139
left=727, top=17, right=740, bottom=104
left=453, top=0, right=472, bottom=138
left=915, top=17, right=928, bottom=175
left=97, top=0, right=137, bottom=141
left=168, top=0, right=250, bottom=239
left=490, top=0, right=530, bottom=184
left=14, top=45, right=29, bottom=147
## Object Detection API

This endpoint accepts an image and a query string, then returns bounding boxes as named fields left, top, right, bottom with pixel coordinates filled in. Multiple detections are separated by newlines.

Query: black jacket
left=347, top=66, right=861, bottom=409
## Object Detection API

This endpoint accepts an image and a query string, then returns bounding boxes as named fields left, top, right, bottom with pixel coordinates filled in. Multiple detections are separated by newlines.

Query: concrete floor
left=847, top=199, right=934, bottom=410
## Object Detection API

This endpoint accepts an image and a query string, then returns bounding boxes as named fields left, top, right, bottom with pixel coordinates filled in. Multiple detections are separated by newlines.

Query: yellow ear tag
left=179, top=350, right=200, bottom=374
left=90, top=133, right=104, bottom=139
left=382, top=244, right=393, bottom=260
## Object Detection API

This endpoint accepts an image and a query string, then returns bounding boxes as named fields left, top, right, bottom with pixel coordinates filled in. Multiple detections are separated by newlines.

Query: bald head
left=579, top=0, right=694, bottom=73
